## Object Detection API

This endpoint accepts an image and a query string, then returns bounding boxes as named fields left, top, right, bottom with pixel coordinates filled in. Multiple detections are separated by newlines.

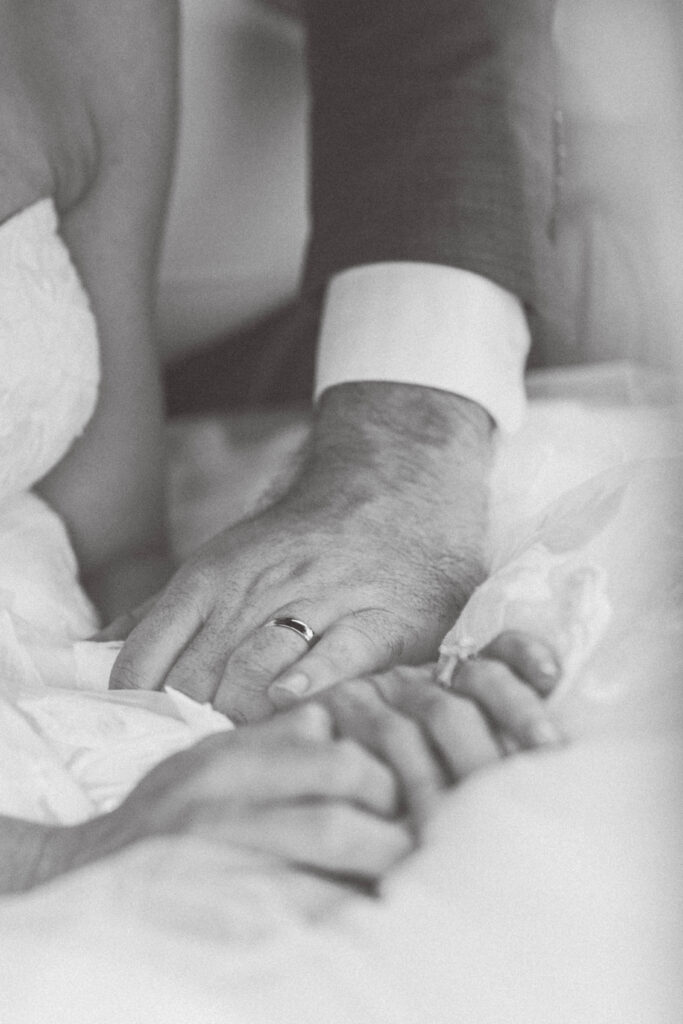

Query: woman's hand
left=438, top=631, right=563, bottom=751
left=8, top=704, right=411, bottom=893
left=106, top=704, right=409, bottom=880
left=296, top=666, right=502, bottom=833
left=272, top=632, right=564, bottom=833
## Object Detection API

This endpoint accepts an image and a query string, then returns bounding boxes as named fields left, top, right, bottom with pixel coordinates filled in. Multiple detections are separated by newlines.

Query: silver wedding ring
left=267, top=616, right=318, bottom=647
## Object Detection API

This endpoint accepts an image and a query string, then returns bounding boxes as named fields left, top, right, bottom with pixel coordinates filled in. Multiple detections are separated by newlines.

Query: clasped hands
left=78, top=632, right=562, bottom=890
left=91, top=385, right=564, bottom=884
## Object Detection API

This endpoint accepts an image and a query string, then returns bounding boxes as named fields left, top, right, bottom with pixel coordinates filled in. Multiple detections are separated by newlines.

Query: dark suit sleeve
left=303, top=0, right=556, bottom=311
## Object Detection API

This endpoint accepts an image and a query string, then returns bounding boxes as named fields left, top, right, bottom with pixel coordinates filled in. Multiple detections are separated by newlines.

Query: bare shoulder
left=0, top=0, right=178, bottom=220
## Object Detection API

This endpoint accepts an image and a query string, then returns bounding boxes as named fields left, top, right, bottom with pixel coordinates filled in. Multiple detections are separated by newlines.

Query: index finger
left=109, top=583, right=204, bottom=691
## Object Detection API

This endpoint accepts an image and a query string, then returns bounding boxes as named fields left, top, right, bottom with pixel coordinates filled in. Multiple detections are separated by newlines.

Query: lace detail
left=0, top=199, right=100, bottom=503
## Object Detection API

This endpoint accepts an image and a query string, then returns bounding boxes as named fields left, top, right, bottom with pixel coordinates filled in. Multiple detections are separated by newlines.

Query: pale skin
left=3, top=0, right=491, bottom=718
left=107, top=383, right=493, bottom=721
left=0, top=635, right=562, bottom=895
left=0, top=0, right=176, bottom=619
left=0, top=0, right=564, bottom=892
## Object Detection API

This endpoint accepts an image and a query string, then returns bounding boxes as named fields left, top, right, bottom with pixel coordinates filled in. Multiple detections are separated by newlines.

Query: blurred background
left=158, top=0, right=683, bottom=408
left=158, top=0, right=308, bottom=363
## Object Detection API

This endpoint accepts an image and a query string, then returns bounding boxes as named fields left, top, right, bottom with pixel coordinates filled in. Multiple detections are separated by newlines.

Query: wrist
left=298, top=382, right=494, bottom=517
left=1, top=819, right=109, bottom=893
left=44, top=812, right=134, bottom=883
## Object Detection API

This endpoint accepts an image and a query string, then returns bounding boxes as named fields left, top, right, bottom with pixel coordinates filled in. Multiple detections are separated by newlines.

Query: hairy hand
left=107, top=384, right=493, bottom=721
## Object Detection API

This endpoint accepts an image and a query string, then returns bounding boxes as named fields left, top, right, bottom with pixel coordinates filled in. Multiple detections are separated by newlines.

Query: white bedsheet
left=1, top=365, right=682, bottom=1023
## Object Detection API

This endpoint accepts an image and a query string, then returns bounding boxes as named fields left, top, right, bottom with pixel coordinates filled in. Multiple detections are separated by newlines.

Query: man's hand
left=108, top=383, right=493, bottom=721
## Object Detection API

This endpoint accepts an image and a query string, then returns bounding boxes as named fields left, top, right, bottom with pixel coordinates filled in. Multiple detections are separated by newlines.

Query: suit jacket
left=303, top=0, right=557, bottom=317
left=166, top=1, right=558, bottom=412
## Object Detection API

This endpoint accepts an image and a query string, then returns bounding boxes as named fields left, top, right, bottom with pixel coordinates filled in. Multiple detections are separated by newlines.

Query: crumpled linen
left=0, top=199, right=99, bottom=503
left=439, top=456, right=683, bottom=737
left=0, top=200, right=230, bottom=824
left=0, top=373, right=682, bottom=1023
left=3, top=384, right=681, bottom=825
left=0, top=490, right=231, bottom=823
left=2, top=194, right=681, bottom=1022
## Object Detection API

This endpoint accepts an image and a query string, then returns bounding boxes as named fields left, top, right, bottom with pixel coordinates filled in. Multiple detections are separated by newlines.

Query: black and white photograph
left=1, top=2, right=682, bottom=1021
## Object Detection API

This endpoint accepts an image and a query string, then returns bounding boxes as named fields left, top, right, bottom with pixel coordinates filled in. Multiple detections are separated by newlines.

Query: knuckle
left=230, top=636, right=280, bottom=679
left=173, top=562, right=212, bottom=602
left=346, top=610, right=404, bottom=660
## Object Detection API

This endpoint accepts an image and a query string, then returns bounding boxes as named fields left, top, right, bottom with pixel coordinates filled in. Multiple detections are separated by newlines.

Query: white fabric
left=0, top=201, right=230, bottom=822
left=0, top=199, right=100, bottom=501
left=2, top=387, right=683, bottom=1024
left=0, top=200, right=681, bottom=1021
left=316, top=262, right=530, bottom=431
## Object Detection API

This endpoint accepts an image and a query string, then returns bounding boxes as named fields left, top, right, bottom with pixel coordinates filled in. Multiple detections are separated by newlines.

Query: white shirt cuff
left=314, top=262, right=530, bottom=432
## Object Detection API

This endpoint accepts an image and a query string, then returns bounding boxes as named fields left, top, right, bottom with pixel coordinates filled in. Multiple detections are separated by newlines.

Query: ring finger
left=213, top=601, right=338, bottom=720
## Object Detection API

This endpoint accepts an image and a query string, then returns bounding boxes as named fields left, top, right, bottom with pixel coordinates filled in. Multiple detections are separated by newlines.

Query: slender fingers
left=451, top=657, right=563, bottom=749
left=225, top=733, right=400, bottom=818
left=260, top=702, right=334, bottom=744
left=479, top=631, right=561, bottom=695
left=317, top=679, right=446, bottom=834
left=221, top=803, right=413, bottom=881
left=371, top=669, right=503, bottom=781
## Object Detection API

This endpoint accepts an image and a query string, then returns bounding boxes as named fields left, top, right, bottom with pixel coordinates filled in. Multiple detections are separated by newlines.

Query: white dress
left=0, top=199, right=101, bottom=651
left=0, top=200, right=227, bottom=824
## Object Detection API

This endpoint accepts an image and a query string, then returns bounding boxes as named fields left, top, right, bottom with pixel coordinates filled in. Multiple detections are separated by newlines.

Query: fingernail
left=271, top=672, right=311, bottom=699
left=530, top=720, right=562, bottom=746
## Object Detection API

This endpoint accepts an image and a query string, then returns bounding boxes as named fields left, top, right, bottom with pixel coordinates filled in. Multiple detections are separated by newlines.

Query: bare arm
left=32, top=0, right=179, bottom=618
left=0, top=708, right=410, bottom=895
